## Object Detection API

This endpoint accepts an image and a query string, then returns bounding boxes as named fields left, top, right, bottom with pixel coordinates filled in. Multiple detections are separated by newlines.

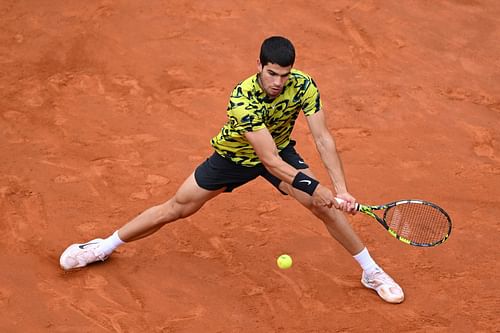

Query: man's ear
left=257, top=59, right=263, bottom=72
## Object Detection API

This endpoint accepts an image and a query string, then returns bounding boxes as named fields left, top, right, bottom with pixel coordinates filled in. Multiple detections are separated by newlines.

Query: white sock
left=353, top=247, right=379, bottom=274
left=98, top=230, right=126, bottom=256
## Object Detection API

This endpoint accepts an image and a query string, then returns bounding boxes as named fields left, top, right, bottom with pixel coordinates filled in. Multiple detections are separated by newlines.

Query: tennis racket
left=335, top=198, right=452, bottom=247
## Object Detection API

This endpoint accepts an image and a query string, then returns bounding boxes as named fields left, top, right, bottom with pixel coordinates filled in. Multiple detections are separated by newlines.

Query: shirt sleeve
left=226, top=87, right=267, bottom=133
left=301, top=78, right=322, bottom=116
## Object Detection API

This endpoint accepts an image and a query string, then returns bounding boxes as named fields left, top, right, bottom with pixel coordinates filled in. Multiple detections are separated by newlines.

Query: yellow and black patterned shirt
left=211, top=69, right=322, bottom=166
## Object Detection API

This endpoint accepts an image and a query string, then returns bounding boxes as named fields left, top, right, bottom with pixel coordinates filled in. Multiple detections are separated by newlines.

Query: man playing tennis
left=60, top=36, right=404, bottom=303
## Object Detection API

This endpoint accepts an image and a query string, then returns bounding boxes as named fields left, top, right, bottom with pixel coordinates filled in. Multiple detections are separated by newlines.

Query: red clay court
left=1, top=1, right=499, bottom=332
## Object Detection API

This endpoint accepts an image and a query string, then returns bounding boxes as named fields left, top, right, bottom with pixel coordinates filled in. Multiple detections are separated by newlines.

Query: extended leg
left=278, top=169, right=404, bottom=303
left=118, top=173, right=224, bottom=242
left=59, top=173, right=224, bottom=270
left=278, top=170, right=364, bottom=255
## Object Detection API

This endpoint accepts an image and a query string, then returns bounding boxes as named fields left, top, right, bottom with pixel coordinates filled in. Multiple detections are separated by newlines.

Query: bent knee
left=309, top=204, right=330, bottom=217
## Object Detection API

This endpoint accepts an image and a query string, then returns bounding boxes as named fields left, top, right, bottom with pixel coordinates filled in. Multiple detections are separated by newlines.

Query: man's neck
left=256, top=74, right=276, bottom=101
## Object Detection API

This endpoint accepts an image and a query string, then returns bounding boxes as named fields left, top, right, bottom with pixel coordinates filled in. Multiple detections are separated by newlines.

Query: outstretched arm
left=305, top=109, right=356, bottom=212
left=244, top=128, right=336, bottom=208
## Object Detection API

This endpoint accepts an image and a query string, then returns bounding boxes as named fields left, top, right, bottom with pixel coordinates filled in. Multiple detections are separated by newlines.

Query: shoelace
left=367, top=268, right=395, bottom=284
left=78, top=247, right=107, bottom=262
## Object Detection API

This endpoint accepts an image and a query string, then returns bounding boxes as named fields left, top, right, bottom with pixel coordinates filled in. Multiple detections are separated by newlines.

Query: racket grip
left=334, top=197, right=360, bottom=211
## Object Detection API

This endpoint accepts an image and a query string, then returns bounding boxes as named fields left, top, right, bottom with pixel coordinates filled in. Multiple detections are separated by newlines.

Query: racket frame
left=355, top=199, right=452, bottom=247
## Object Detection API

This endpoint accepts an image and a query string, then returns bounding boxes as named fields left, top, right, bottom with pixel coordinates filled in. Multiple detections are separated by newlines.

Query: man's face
left=257, top=61, right=292, bottom=98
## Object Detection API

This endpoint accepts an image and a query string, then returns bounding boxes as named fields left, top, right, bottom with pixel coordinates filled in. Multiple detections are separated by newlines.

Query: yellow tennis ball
left=277, top=254, right=293, bottom=269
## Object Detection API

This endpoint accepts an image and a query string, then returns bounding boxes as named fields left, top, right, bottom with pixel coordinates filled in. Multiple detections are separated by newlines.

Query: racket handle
left=334, top=197, right=360, bottom=211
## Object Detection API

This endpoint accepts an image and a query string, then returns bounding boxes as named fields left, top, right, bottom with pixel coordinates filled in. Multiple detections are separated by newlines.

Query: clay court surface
left=1, top=1, right=499, bottom=332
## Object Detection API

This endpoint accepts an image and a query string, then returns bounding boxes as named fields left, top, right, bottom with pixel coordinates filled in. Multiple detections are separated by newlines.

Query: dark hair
left=259, top=36, right=295, bottom=67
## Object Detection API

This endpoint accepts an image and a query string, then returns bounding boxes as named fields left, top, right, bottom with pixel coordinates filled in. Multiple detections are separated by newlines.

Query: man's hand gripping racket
left=335, top=198, right=452, bottom=247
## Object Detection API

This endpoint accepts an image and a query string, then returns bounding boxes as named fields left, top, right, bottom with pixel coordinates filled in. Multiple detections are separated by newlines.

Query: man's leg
left=278, top=169, right=364, bottom=254
left=277, top=169, right=404, bottom=303
left=117, top=172, right=224, bottom=242
left=60, top=172, right=224, bottom=270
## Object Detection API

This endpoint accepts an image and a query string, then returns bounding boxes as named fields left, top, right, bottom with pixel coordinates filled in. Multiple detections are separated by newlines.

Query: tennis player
left=60, top=36, right=404, bottom=303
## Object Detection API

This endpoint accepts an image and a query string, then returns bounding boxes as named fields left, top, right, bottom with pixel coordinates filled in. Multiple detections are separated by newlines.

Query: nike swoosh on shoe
left=78, top=242, right=100, bottom=249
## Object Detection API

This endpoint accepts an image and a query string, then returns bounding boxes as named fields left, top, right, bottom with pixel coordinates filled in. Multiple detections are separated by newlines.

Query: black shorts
left=194, top=140, right=309, bottom=194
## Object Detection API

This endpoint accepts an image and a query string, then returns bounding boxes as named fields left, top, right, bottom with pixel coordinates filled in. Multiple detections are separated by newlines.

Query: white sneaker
left=59, top=239, right=108, bottom=270
left=361, top=267, right=405, bottom=303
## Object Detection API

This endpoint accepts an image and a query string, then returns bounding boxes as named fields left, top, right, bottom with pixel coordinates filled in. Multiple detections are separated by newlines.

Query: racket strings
left=384, top=203, right=450, bottom=244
